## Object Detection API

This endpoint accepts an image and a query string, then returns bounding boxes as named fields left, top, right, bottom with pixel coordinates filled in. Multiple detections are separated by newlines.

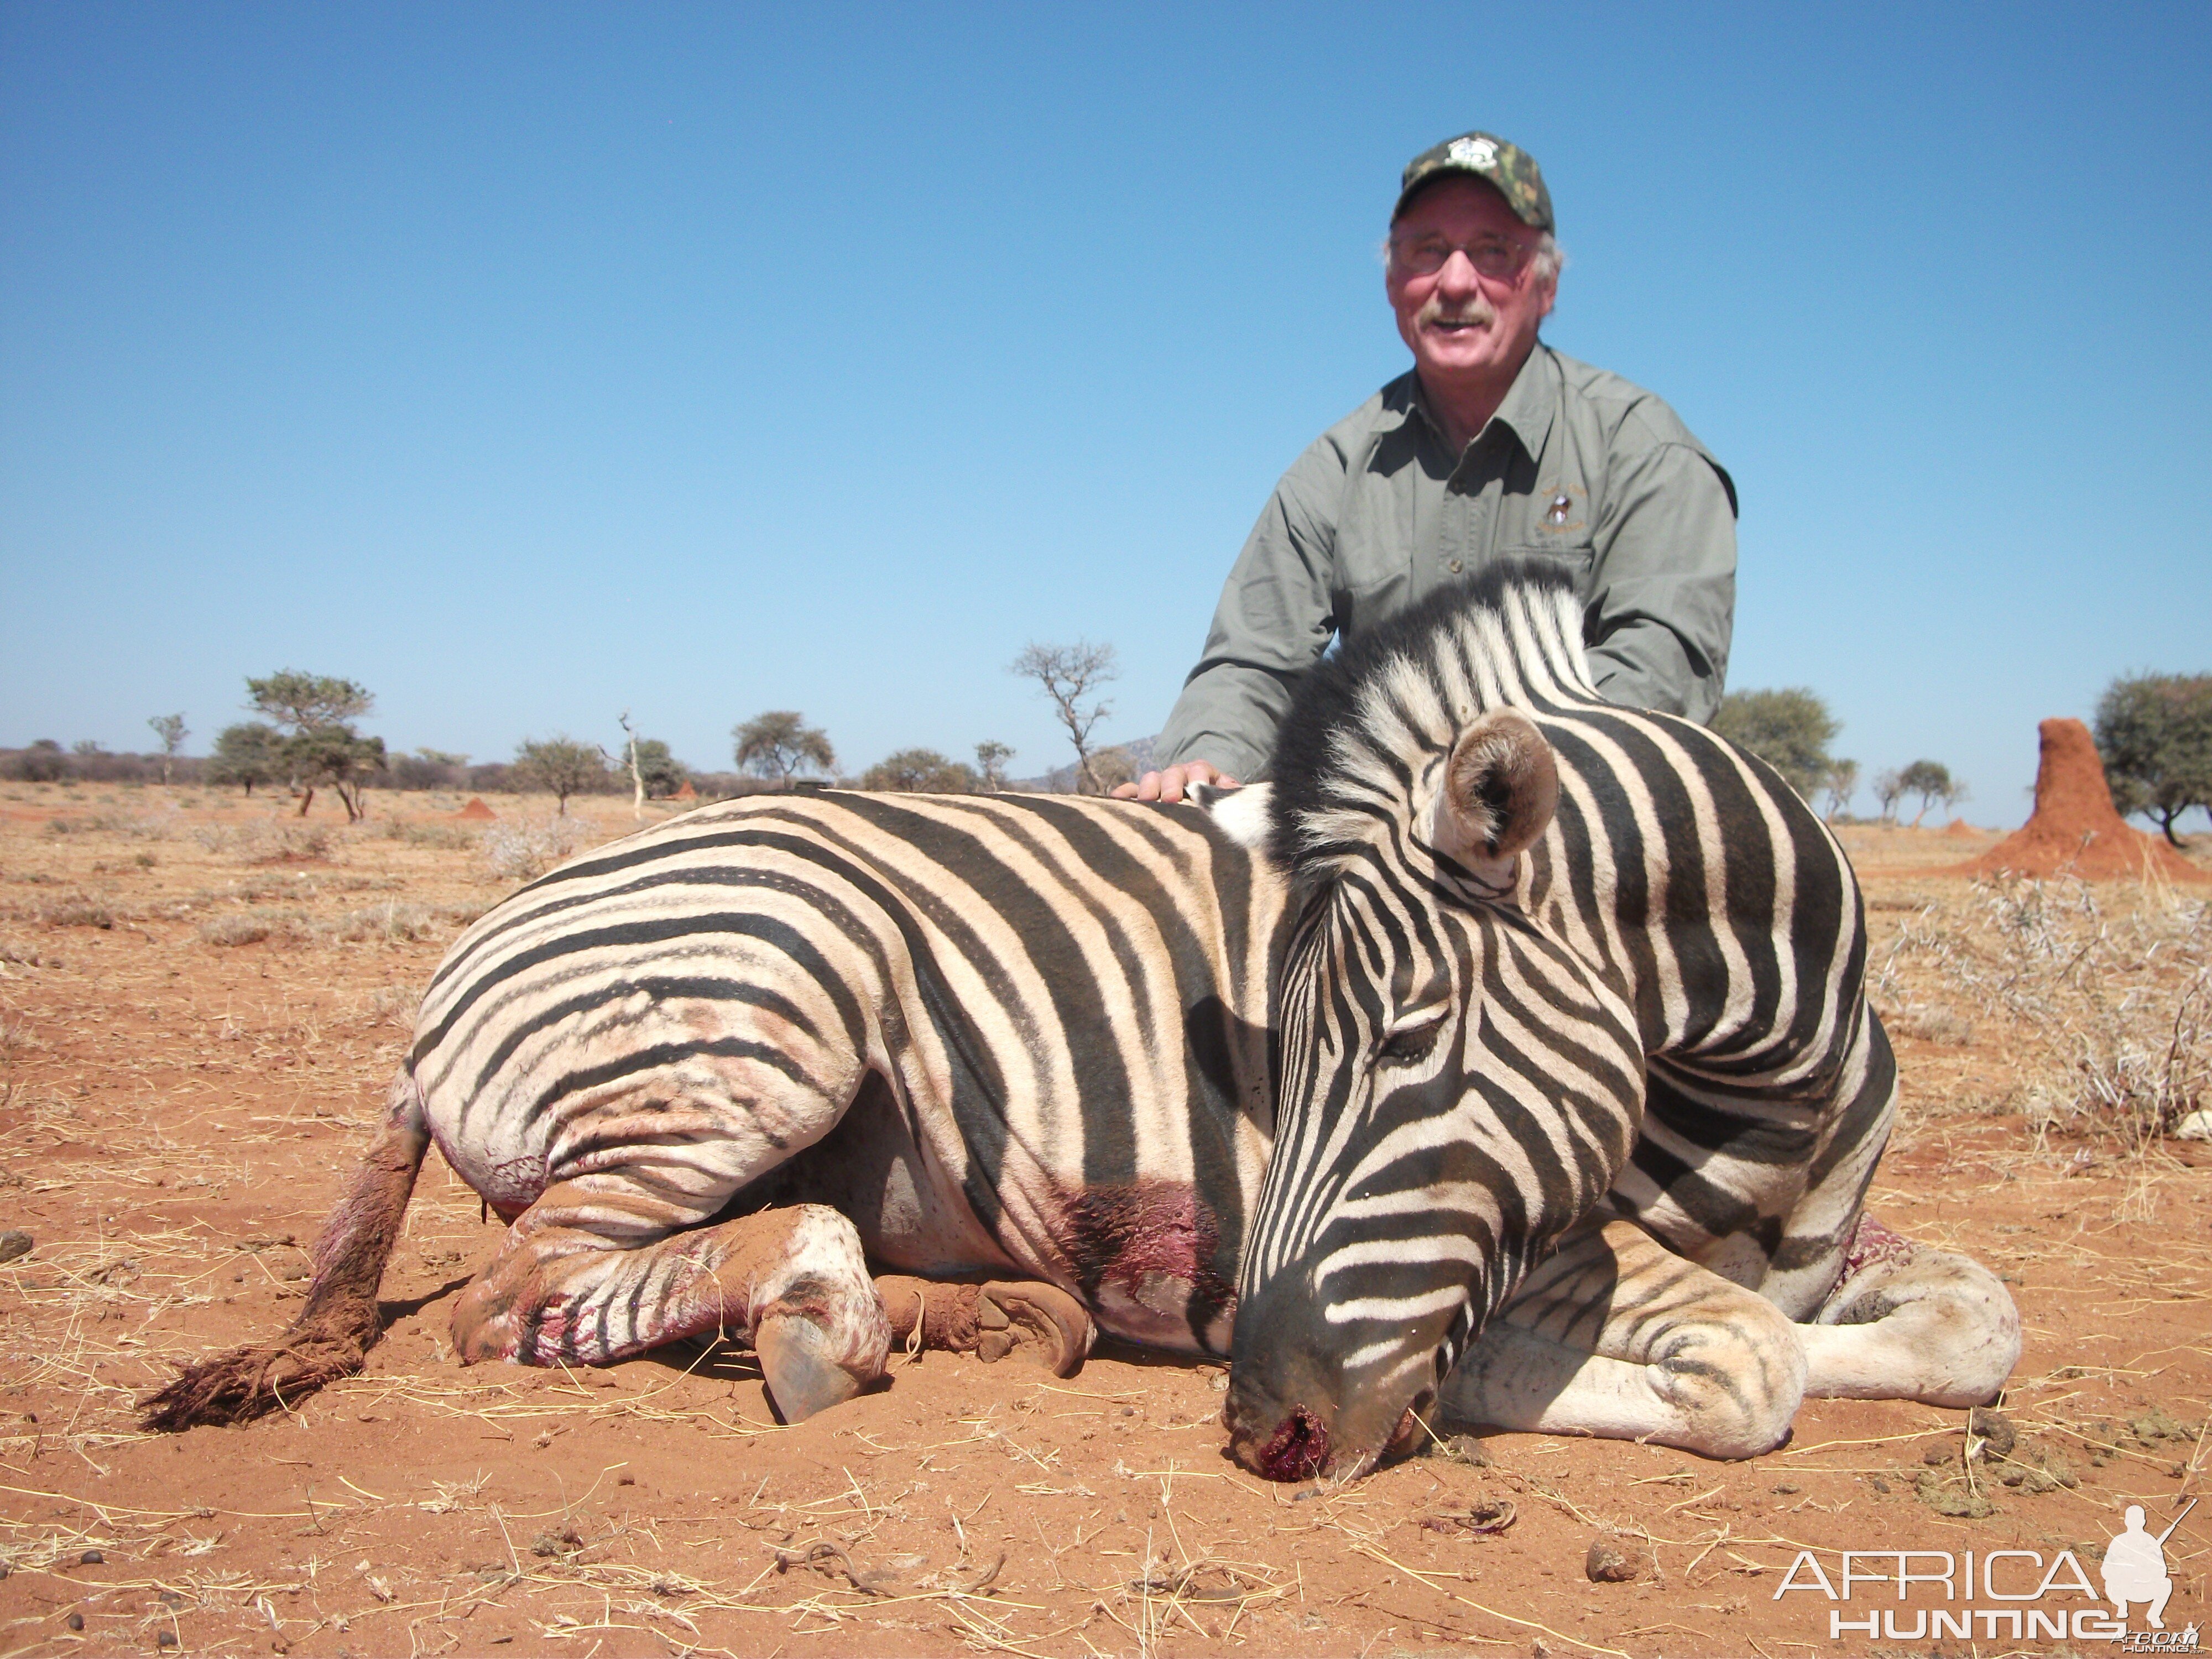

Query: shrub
left=381, top=819, right=475, bottom=849
left=14, top=740, right=67, bottom=783
left=199, top=910, right=299, bottom=947
left=481, top=818, right=593, bottom=883
left=858, top=749, right=979, bottom=792
left=41, top=897, right=116, bottom=930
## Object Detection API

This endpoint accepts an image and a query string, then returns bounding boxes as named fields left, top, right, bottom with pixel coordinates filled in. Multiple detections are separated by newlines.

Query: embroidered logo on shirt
left=1544, top=493, right=1573, bottom=526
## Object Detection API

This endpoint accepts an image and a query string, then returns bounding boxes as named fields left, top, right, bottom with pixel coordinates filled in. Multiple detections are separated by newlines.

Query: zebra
left=143, top=561, right=2018, bottom=1480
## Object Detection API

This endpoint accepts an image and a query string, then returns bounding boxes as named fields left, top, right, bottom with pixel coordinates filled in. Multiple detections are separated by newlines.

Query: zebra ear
left=1431, top=709, right=1558, bottom=873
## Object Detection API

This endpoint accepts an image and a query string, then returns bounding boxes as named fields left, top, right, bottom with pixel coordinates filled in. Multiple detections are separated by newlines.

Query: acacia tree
left=1011, top=640, right=1117, bottom=794
left=733, top=711, right=836, bottom=786
left=1871, top=768, right=1905, bottom=826
left=859, top=748, right=977, bottom=792
left=1821, top=758, right=1861, bottom=822
left=147, top=713, right=188, bottom=785
left=244, top=670, right=381, bottom=818
left=1896, top=759, right=1958, bottom=827
left=633, top=739, right=687, bottom=798
left=973, top=740, right=1014, bottom=792
left=2096, top=671, right=2212, bottom=846
left=514, top=735, right=611, bottom=816
left=1709, top=687, right=1840, bottom=802
left=290, top=726, right=387, bottom=822
left=207, top=723, right=285, bottom=796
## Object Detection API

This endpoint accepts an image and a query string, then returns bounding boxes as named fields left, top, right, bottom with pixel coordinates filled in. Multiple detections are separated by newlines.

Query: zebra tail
left=140, top=1070, right=432, bottom=1431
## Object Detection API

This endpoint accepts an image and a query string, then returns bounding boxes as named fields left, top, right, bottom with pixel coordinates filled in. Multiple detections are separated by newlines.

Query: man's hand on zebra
left=1112, top=758, right=1239, bottom=803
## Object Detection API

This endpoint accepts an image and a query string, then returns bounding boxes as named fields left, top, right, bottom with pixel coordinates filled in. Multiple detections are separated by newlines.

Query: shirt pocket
left=1495, top=541, right=1595, bottom=592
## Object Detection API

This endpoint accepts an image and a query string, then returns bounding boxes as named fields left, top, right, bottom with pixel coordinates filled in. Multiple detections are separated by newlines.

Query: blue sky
left=4, top=3, right=2207, bottom=816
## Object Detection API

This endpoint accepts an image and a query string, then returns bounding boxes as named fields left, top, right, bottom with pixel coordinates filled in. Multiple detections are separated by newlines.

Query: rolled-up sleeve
left=1583, top=431, right=1736, bottom=724
left=1155, top=439, right=1347, bottom=781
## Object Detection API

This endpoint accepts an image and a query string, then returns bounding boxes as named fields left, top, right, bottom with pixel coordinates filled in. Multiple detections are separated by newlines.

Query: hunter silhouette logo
left=2105, top=1500, right=2193, bottom=1630
left=1773, top=1497, right=2198, bottom=1644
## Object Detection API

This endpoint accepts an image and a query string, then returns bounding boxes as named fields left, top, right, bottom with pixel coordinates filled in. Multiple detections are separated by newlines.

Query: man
left=1124, top=131, right=1736, bottom=802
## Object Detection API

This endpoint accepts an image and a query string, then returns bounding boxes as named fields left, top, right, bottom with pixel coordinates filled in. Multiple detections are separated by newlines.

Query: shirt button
left=1447, top=558, right=1463, bottom=574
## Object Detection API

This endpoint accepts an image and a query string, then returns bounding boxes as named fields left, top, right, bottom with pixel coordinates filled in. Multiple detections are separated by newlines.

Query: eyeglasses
left=1388, top=233, right=1533, bottom=280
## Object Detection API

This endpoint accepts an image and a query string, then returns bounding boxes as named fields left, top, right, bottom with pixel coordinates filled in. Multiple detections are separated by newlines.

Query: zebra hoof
left=755, top=1311, right=869, bottom=1423
left=980, top=1282, right=1094, bottom=1378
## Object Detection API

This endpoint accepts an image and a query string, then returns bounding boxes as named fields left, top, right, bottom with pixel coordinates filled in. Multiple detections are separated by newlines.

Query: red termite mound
left=1965, top=718, right=2207, bottom=882
left=672, top=780, right=698, bottom=802
left=454, top=797, right=497, bottom=822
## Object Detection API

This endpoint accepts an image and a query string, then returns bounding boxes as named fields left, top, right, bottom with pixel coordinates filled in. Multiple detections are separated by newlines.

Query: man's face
left=1386, top=177, right=1555, bottom=395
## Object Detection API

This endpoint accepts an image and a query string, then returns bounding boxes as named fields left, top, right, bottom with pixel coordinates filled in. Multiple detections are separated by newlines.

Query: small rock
left=79, top=1549, right=103, bottom=1565
left=1771, top=1481, right=1801, bottom=1495
left=1871, top=1476, right=1891, bottom=1494
left=158, top=1592, right=182, bottom=1608
left=1922, top=1442, right=1952, bottom=1465
left=977, top=1330, right=1013, bottom=1363
left=1440, top=1433, right=1493, bottom=1467
left=615, top=1473, right=635, bottom=1486
left=66, top=1613, right=84, bottom=1631
left=1968, top=1406, right=2016, bottom=1459
left=1584, top=1538, right=1642, bottom=1583
left=0, top=1232, right=32, bottom=1264
left=2174, top=1109, right=2212, bottom=1141
left=157, top=1634, right=178, bottom=1649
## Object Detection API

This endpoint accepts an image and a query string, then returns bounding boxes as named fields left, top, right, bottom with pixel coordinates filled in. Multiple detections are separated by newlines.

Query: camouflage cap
left=1393, top=131, right=1553, bottom=233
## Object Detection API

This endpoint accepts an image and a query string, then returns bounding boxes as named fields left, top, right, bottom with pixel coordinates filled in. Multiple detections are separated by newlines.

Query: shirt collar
left=1395, top=341, right=1559, bottom=463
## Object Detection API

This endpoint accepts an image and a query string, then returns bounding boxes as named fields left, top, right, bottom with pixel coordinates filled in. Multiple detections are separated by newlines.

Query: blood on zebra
left=1059, top=1179, right=1238, bottom=1350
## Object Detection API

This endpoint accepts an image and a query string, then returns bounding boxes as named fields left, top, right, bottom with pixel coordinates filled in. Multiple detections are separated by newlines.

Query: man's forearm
left=1153, top=662, right=1297, bottom=783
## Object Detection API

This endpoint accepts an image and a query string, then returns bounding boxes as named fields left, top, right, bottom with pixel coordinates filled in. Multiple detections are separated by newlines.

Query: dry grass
left=1870, top=872, right=2210, bottom=1150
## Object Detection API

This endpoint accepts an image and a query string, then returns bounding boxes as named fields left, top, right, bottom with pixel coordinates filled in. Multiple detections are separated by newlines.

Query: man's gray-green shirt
left=1156, top=344, right=1737, bottom=782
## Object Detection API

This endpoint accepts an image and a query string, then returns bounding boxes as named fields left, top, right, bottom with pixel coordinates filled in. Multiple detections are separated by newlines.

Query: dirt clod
left=0, top=1230, right=31, bottom=1264
left=1584, top=1537, right=1644, bottom=1582
left=1967, top=1405, right=2016, bottom=1458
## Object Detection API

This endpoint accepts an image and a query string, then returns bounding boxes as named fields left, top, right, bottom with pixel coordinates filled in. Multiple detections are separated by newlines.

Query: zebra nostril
left=1256, top=1405, right=1331, bottom=1482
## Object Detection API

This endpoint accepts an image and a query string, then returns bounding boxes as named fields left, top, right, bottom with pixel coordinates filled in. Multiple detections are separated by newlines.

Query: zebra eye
left=1377, top=1007, right=1449, bottom=1066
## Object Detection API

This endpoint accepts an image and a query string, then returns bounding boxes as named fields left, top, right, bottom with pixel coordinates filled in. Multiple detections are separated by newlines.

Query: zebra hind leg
left=1437, top=1219, right=1808, bottom=1459
left=1796, top=1214, right=2021, bottom=1407
left=450, top=1187, right=891, bottom=1423
left=874, top=1276, right=1094, bottom=1376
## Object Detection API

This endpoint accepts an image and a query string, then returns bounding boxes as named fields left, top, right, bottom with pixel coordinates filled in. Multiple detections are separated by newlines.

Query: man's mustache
left=1419, top=296, right=1496, bottom=328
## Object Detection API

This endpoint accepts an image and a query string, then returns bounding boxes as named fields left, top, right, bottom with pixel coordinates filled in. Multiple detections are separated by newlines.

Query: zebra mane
left=1265, top=558, right=1598, bottom=879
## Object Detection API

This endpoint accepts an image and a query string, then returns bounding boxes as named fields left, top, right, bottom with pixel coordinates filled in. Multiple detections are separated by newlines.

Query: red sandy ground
left=0, top=787, right=2206, bottom=1657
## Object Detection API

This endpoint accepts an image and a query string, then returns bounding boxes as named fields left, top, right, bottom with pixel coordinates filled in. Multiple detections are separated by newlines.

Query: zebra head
left=1221, top=570, right=1646, bottom=1481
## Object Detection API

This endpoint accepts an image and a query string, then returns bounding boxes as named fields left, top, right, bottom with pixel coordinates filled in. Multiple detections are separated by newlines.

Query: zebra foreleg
left=451, top=1186, right=890, bottom=1422
left=1437, top=1219, right=1807, bottom=1459
left=874, top=1276, right=1094, bottom=1376
left=1796, top=1214, right=2020, bottom=1407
